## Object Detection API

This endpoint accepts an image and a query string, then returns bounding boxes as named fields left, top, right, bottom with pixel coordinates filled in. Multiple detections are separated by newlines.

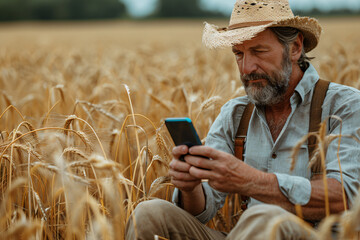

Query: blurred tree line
left=0, top=0, right=127, bottom=21
left=152, top=0, right=224, bottom=18
left=0, top=0, right=225, bottom=21
left=0, top=0, right=358, bottom=21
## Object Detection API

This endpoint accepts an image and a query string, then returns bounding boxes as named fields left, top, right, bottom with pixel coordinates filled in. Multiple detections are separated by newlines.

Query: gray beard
left=242, top=53, right=293, bottom=106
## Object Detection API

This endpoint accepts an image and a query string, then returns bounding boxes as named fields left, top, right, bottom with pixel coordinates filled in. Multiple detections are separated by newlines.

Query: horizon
left=122, top=0, right=360, bottom=18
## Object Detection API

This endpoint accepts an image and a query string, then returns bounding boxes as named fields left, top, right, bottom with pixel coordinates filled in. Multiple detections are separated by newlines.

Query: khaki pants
left=125, top=199, right=317, bottom=240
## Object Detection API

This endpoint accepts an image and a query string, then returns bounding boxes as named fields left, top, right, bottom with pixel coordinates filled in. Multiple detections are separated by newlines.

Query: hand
left=184, top=145, right=264, bottom=194
left=169, top=145, right=202, bottom=192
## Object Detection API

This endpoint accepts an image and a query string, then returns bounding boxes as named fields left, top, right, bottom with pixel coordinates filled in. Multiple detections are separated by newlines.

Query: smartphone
left=165, top=117, right=202, bottom=148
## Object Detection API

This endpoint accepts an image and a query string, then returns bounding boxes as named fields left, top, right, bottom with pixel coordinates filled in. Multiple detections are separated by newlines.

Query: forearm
left=246, top=172, right=293, bottom=211
left=301, top=176, right=348, bottom=220
left=181, top=184, right=206, bottom=216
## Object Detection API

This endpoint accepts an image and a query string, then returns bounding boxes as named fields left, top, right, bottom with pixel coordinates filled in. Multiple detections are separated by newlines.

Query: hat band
left=228, top=21, right=273, bottom=30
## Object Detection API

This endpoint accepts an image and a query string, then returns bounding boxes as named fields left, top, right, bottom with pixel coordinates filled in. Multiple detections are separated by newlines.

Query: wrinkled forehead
left=231, top=28, right=282, bottom=51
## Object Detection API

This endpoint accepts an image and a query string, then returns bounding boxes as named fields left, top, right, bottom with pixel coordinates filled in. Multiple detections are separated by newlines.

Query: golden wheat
left=0, top=18, right=359, bottom=239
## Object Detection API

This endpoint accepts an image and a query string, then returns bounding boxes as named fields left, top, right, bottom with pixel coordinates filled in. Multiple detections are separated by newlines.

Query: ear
left=290, top=32, right=304, bottom=62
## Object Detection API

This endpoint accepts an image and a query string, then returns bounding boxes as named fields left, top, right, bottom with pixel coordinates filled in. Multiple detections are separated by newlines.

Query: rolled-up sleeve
left=275, top=173, right=312, bottom=205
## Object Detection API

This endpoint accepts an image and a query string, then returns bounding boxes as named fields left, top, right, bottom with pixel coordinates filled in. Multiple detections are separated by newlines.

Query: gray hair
left=270, top=27, right=314, bottom=71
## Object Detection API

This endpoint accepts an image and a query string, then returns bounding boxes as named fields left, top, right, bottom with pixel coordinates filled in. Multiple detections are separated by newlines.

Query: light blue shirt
left=172, top=64, right=360, bottom=224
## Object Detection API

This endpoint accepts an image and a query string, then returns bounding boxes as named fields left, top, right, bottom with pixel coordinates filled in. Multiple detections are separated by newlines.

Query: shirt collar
left=294, top=63, right=320, bottom=103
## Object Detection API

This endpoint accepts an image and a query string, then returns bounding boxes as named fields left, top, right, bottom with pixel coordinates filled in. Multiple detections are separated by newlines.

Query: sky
left=122, top=0, right=360, bottom=17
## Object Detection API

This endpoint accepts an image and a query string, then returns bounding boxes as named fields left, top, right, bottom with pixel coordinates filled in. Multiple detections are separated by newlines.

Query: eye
left=253, top=49, right=268, bottom=54
left=234, top=51, right=244, bottom=59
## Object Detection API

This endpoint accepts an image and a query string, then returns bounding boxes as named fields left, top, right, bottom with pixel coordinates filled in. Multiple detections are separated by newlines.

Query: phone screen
left=165, top=118, right=202, bottom=147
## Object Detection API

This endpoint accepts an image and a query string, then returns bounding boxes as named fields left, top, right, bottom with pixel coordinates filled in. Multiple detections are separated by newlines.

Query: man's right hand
left=169, top=145, right=202, bottom=192
left=169, top=145, right=206, bottom=215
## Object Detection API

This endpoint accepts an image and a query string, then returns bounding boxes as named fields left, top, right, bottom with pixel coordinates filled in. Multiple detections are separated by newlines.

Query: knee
left=132, top=199, right=173, bottom=219
left=241, top=204, right=288, bottom=221
left=125, top=199, right=180, bottom=240
left=126, top=199, right=170, bottom=239
left=231, top=204, right=316, bottom=240
left=130, top=198, right=178, bottom=225
left=228, top=205, right=293, bottom=240
left=233, top=204, right=291, bottom=233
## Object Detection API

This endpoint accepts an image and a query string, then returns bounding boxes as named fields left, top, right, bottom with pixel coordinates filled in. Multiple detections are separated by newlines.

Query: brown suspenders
left=234, top=79, right=330, bottom=210
left=234, top=103, right=254, bottom=160
left=308, top=79, right=331, bottom=173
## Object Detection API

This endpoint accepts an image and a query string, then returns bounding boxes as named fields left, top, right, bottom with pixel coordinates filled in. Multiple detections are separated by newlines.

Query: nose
left=238, top=54, right=258, bottom=75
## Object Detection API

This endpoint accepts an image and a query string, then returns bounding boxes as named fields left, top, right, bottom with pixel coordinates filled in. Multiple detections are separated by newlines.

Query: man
left=126, top=0, right=360, bottom=239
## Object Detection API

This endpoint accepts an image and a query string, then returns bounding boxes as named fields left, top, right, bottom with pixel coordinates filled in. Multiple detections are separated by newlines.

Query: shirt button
left=272, top=153, right=277, bottom=159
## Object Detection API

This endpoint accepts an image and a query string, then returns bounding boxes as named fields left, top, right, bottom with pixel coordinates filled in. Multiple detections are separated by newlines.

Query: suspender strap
left=234, top=103, right=254, bottom=160
left=234, top=103, right=254, bottom=211
left=308, top=79, right=330, bottom=173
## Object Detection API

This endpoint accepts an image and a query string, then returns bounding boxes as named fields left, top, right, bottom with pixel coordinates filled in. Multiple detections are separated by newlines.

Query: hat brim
left=202, top=16, right=322, bottom=53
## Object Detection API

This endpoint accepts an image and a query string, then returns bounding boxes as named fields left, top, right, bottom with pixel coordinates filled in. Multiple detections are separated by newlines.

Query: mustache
left=242, top=73, right=271, bottom=82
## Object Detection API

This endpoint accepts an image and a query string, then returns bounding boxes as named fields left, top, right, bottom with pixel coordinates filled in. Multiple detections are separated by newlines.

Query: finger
left=188, top=165, right=220, bottom=180
left=169, top=169, right=199, bottom=181
left=184, top=154, right=215, bottom=170
left=189, top=146, right=222, bottom=160
left=169, top=159, right=192, bottom=172
left=172, top=145, right=189, bottom=159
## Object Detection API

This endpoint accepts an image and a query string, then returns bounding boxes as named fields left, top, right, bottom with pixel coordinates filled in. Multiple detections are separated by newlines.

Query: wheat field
left=0, top=17, right=359, bottom=239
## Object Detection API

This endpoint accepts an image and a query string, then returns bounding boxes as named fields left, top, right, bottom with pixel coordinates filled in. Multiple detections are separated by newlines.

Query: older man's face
left=232, top=29, right=292, bottom=106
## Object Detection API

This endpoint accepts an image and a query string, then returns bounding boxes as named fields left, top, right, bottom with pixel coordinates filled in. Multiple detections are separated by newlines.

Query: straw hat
left=203, top=0, right=322, bottom=52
